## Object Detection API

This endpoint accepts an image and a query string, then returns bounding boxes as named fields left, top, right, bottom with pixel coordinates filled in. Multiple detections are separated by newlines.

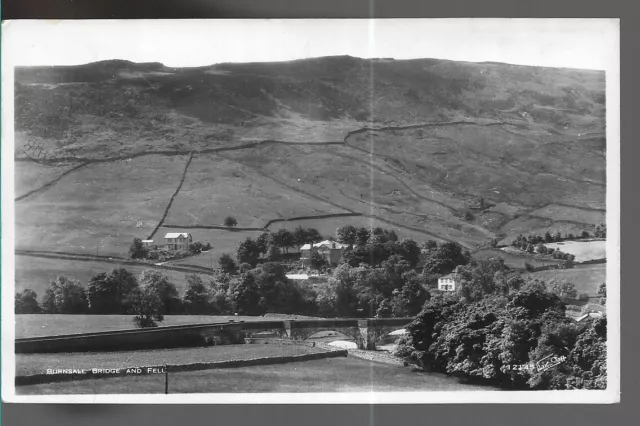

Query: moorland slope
left=14, top=56, right=606, bottom=282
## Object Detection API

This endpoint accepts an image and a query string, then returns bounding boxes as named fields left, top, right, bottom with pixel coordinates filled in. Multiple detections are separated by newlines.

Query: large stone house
left=300, top=240, right=349, bottom=267
left=164, top=232, right=192, bottom=251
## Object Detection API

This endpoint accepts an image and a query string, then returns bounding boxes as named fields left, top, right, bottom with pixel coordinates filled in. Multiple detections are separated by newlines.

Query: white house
left=300, top=240, right=349, bottom=266
left=164, top=232, right=192, bottom=251
left=141, top=239, right=154, bottom=247
left=438, top=275, right=457, bottom=292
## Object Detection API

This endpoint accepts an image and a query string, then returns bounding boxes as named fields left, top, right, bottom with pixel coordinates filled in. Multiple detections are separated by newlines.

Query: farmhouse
left=141, top=239, right=154, bottom=247
left=164, top=232, right=192, bottom=251
left=438, top=275, right=457, bottom=292
left=300, top=240, right=349, bottom=266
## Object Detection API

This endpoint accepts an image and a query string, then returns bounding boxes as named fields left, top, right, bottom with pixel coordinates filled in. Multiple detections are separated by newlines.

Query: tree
left=183, top=274, right=212, bottom=314
left=128, top=237, right=148, bottom=259
left=478, top=196, right=485, bottom=210
left=336, top=225, right=358, bottom=245
left=293, top=226, right=308, bottom=251
left=109, top=268, right=140, bottom=313
left=305, top=228, right=323, bottom=244
left=309, top=251, right=328, bottom=270
left=228, top=272, right=261, bottom=315
left=188, top=241, right=204, bottom=254
left=271, top=229, right=295, bottom=253
left=554, top=231, right=562, bottom=242
left=236, top=237, right=261, bottom=266
left=15, top=289, right=41, bottom=314
left=40, top=276, right=88, bottom=314
left=86, top=272, right=117, bottom=314
left=597, top=283, right=606, bottom=297
left=391, top=272, right=430, bottom=317
left=546, top=278, right=578, bottom=299
left=130, top=286, right=164, bottom=328
left=422, top=241, right=469, bottom=275
left=266, top=243, right=282, bottom=262
left=224, top=216, right=238, bottom=227
left=399, top=239, right=421, bottom=267
left=422, top=240, right=438, bottom=252
left=256, top=232, right=271, bottom=255
left=544, top=231, right=553, bottom=243
left=355, top=228, right=370, bottom=246
left=85, top=268, right=139, bottom=314
left=581, top=231, right=590, bottom=239
left=138, top=270, right=180, bottom=314
left=219, top=253, right=237, bottom=274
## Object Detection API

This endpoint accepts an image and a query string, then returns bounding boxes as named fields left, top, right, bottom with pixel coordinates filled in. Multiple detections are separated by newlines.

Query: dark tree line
left=396, top=283, right=607, bottom=390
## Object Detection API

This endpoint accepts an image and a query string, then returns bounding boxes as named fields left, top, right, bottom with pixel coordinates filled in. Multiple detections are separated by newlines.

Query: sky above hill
left=4, top=19, right=618, bottom=71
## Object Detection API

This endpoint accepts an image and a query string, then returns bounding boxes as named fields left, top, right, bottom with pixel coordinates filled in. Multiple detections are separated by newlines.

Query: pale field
left=544, top=240, right=606, bottom=262
left=527, top=203, right=605, bottom=225
left=15, top=155, right=189, bottom=257
left=527, top=263, right=606, bottom=297
left=163, top=154, right=345, bottom=229
left=14, top=161, right=77, bottom=199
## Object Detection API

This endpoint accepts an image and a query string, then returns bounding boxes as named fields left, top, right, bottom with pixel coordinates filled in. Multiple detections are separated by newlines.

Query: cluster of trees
left=15, top=268, right=184, bottom=327
left=316, top=256, right=429, bottom=318
left=396, top=280, right=607, bottom=390
left=129, top=237, right=211, bottom=261
left=235, top=227, right=323, bottom=267
left=335, top=225, right=421, bottom=268
left=511, top=233, right=576, bottom=262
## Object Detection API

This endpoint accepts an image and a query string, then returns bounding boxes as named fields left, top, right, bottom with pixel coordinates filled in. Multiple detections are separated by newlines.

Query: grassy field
left=346, top=124, right=604, bottom=210
left=472, top=248, right=563, bottom=269
left=14, top=161, right=78, bottom=199
left=527, top=204, right=605, bottom=226
left=222, top=144, right=492, bottom=247
left=16, top=356, right=492, bottom=394
left=15, top=155, right=189, bottom=257
left=160, top=227, right=262, bottom=269
left=15, top=255, right=212, bottom=296
left=545, top=240, right=606, bottom=262
left=164, top=154, right=346, bottom=229
left=498, top=216, right=592, bottom=245
left=16, top=344, right=323, bottom=376
left=527, top=263, right=606, bottom=297
left=15, top=314, right=315, bottom=338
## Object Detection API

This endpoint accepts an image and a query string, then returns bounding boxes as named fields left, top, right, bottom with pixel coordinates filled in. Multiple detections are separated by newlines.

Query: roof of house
left=300, top=240, right=349, bottom=250
left=164, top=232, right=191, bottom=239
left=141, top=240, right=154, bottom=243
left=438, top=274, right=455, bottom=280
left=575, top=312, right=604, bottom=322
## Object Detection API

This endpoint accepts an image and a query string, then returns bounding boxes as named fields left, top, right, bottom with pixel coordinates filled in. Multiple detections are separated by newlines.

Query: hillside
left=14, top=56, right=606, bottom=274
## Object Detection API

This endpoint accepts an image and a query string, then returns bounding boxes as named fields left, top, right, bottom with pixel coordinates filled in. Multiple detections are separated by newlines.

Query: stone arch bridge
left=243, top=317, right=415, bottom=350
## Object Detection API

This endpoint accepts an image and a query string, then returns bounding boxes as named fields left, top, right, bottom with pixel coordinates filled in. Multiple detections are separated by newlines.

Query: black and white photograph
left=1, top=19, right=620, bottom=403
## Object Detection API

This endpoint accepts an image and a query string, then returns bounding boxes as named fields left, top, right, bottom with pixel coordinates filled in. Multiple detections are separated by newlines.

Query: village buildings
left=300, top=240, right=349, bottom=266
